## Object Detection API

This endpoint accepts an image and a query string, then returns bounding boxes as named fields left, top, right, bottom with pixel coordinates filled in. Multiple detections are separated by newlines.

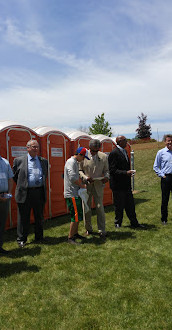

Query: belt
left=28, top=186, right=43, bottom=190
left=165, top=173, right=172, bottom=176
left=0, top=191, right=8, bottom=194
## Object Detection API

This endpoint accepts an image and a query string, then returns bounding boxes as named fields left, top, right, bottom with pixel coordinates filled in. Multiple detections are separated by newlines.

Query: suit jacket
left=79, top=151, right=109, bottom=196
left=13, top=155, right=48, bottom=203
left=108, top=147, right=131, bottom=191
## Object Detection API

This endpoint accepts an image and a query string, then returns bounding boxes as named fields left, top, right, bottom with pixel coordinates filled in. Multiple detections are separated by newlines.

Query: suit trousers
left=113, top=189, right=138, bottom=226
left=0, top=199, right=10, bottom=247
left=85, top=184, right=105, bottom=233
left=161, top=175, right=172, bottom=222
left=17, top=187, right=45, bottom=242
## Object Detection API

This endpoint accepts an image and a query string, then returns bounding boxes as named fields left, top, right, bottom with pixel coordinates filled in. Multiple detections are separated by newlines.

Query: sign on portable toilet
left=91, top=134, right=116, bottom=206
left=65, top=131, right=92, bottom=156
left=33, top=126, right=70, bottom=219
left=0, top=120, right=38, bottom=229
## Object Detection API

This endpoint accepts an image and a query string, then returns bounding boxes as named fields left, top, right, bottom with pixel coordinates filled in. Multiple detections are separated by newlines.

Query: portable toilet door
left=34, top=127, right=70, bottom=219
left=0, top=121, right=38, bottom=229
left=65, top=131, right=92, bottom=156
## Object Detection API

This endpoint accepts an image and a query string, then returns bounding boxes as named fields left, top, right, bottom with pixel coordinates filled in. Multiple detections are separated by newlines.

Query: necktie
left=123, top=149, right=128, bottom=161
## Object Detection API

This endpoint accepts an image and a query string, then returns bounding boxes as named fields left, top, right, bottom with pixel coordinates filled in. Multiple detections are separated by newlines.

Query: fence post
left=130, top=150, right=135, bottom=191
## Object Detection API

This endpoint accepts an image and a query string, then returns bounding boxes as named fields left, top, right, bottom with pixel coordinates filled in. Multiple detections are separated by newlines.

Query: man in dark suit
left=108, top=135, right=143, bottom=228
left=13, top=139, right=48, bottom=247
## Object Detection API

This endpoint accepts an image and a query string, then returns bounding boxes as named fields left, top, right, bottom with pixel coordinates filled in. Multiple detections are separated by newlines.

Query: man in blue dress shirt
left=13, top=140, right=48, bottom=247
left=153, top=134, right=172, bottom=224
left=0, top=153, right=13, bottom=254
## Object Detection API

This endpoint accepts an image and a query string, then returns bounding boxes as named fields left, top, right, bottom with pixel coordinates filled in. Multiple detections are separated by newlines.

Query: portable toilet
left=0, top=120, right=38, bottom=229
left=65, top=131, right=92, bottom=156
left=33, top=126, right=71, bottom=219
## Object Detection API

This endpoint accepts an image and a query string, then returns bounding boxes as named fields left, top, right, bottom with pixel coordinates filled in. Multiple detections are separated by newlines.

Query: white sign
left=51, top=148, right=63, bottom=157
left=11, top=146, right=27, bottom=157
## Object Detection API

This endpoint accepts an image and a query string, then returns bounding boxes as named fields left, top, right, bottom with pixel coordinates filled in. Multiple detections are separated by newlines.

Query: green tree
left=88, top=113, right=112, bottom=137
left=135, top=112, right=152, bottom=139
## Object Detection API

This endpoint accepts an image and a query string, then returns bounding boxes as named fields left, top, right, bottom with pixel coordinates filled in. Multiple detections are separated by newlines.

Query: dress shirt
left=153, top=147, right=172, bottom=177
left=117, top=145, right=128, bottom=161
left=0, top=156, right=14, bottom=192
left=27, top=154, right=43, bottom=187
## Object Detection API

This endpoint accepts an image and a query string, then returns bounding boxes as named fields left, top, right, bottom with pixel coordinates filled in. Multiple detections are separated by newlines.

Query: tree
left=88, top=113, right=112, bottom=137
left=135, top=113, right=152, bottom=139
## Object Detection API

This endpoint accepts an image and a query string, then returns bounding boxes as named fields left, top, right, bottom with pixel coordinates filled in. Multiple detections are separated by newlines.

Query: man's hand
left=101, top=177, right=109, bottom=184
left=87, top=177, right=94, bottom=183
left=127, top=170, right=136, bottom=177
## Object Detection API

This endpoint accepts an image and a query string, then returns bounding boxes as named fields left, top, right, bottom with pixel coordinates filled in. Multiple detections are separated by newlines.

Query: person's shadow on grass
left=106, top=230, right=136, bottom=241
left=6, top=246, right=42, bottom=259
left=125, top=223, right=157, bottom=231
left=0, top=261, right=40, bottom=278
left=30, top=236, right=68, bottom=245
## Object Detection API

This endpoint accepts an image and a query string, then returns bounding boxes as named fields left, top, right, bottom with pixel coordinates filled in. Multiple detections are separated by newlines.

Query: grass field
left=1, top=141, right=172, bottom=330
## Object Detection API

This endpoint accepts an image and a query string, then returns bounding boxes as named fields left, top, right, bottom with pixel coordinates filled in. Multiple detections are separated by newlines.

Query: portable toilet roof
left=90, top=134, right=114, bottom=143
left=64, top=130, right=92, bottom=141
left=0, top=120, right=35, bottom=132
left=33, top=126, right=69, bottom=139
left=64, top=130, right=92, bottom=155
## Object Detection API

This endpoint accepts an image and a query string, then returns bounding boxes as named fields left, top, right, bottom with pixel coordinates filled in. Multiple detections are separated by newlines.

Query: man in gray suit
left=13, top=139, right=48, bottom=248
left=79, top=139, right=109, bottom=238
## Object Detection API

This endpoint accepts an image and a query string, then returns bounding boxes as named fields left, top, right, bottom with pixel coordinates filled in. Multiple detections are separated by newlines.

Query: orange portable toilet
left=0, top=120, right=38, bottom=229
left=33, top=126, right=71, bottom=219
left=91, top=134, right=116, bottom=206
left=65, top=131, right=92, bottom=156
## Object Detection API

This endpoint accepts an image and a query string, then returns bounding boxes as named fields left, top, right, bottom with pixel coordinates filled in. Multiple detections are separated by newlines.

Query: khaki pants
left=85, top=183, right=105, bottom=233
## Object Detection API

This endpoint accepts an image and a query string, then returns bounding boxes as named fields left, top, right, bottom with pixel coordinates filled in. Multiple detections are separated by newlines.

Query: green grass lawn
left=1, top=143, right=172, bottom=330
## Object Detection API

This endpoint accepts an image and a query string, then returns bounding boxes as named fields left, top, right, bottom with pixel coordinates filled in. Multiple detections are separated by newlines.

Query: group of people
left=0, top=134, right=172, bottom=252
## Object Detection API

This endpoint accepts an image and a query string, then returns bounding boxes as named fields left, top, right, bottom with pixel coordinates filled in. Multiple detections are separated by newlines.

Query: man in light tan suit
left=79, top=139, right=109, bottom=238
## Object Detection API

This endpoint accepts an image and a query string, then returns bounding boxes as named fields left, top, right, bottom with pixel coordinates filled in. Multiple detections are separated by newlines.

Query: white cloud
left=0, top=1, right=172, bottom=138
left=1, top=19, right=92, bottom=70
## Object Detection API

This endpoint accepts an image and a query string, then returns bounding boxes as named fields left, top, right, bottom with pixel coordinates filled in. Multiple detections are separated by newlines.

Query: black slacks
left=17, top=187, right=45, bottom=242
left=113, top=189, right=138, bottom=226
left=161, top=174, right=172, bottom=222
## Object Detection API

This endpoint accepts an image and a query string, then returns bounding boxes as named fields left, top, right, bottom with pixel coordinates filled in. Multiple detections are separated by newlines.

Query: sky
left=0, top=0, right=172, bottom=140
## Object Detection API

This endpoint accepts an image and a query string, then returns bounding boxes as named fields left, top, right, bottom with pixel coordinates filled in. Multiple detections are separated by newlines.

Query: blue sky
left=0, top=0, right=172, bottom=139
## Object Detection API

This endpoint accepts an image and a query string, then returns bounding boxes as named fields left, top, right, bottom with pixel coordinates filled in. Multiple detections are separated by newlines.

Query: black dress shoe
left=131, top=223, right=145, bottom=228
left=0, top=247, right=9, bottom=254
left=99, top=232, right=106, bottom=240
